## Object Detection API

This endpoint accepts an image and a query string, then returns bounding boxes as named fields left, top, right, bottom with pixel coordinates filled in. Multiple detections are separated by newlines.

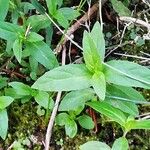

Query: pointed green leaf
left=126, top=119, right=150, bottom=130
left=104, top=60, right=150, bottom=89
left=80, top=141, right=111, bottom=150
left=57, top=7, right=80, bottom=21
left=13, top=39, right=22, bottom=63
left=111, top=0, right=131, bottom=16
left=0, top=96, right=14, bottom=109
left=83, top=31, right=102, bottom=72
left=105, top=99, right=139, bottom=117
left=112, top=137, right=129, bottom=150
left=46, top=0, right=63, bottom=15
left=90, top=22, right=105, bottom=61
left=26, top=41, right=58, bottom=69
left=91, top=72, right=106, bottom=100
left=0, top=0, right=10, bottom=21
left=32, top=64, right=92, bottom=91
left=78, top=115, right=94, bottom=129
left=87, top=101, right=127, bottom=126
left=27, top=32, right=44, bottom=42
left=0, top=109, right=8, bottom=140
left=106, top=84, right=146, bottom=103
left=59, top=89, right=94, bottom=111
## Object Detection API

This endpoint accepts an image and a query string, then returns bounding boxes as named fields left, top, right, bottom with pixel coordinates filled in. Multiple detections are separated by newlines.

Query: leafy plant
left=32, top=21, right=150, bottom=148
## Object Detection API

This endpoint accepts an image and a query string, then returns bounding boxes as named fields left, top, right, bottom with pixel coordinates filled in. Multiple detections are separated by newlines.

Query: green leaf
left=55, top=113, right=70, bottom=126
left=59, top=89, right=94, bottom=111
left=57, top=7, right=80, bottom=21
left=21, top=2, right=35, bottom=14
left=65, top=119, right=77, bottom=138
left=0, top=96, right=14, bottom=109
left=106, top=84, right=146, bottom=104
left=31, top=0, right=46, bottom=14
left=83, top=31, right=102, bottom=72
left=46, top=0, right=63, bottom=15
left=0, top=21, right=24, bottom=41
left=91, top=72, right=106, bottom=100
left=90, top=22, right=105, bottom=61
left=0, top=109, right=8, bottom=140
left=9, top=82, right=32, bottom=96
left=0, top=77, right=7, bottom=89
left=105, top=99, right=139, bottom=117
left=87, top=101, right=127, bottom=126
left=126, top=119, right=150, bottom=130
left=0, top=0, right=10, bottom=21
left=54, top=11, right=69, bottom=28
left=104, top=60, right=150, bottom=89
left=27, top=32, right=44, bottom=42
left=105, top=85, right=147, bottom=116
left=32, top=64, right=92, bottom=91
left=29, top=56, right=38, bottom=80
left=112, top=137, right=129, bottom=150
left=13, top=39, right=22, bottom=63
left=80, top=141, right=111, bottom=150
left=27, top=15, right=50, bottom=32
left=111, top=0, right=131, bottom=16
left=34, top=91, right=54, bottom=109
left=78, top=115, right=94, bottom=129
left=26, top=41, right=58, bottom=69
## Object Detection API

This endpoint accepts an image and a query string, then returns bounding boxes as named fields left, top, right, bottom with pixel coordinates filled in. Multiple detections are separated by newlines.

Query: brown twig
left=2, top=69, right=26, bottom=79
left=55, top=0, right=107, bottom=53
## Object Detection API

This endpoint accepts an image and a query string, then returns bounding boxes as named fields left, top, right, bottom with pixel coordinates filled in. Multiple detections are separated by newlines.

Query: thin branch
left=120, top=16, right=150, bottom=29
left=114, top=53, right=150, bottom=61
left=45, top=46, right=66, bottom=150
left=45, top=12, right=83, bottom=52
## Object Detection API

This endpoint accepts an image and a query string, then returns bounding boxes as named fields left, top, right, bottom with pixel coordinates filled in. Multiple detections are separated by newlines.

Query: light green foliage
left=9, top=82, right=32, bottom=96
left=80, top=141, right=111, bottom=150
left=13, top=39, right=22, bottom=63
left=59, top=89, right=94, bottom=111
left=46, top=0, right=80, bottom=28
left=32, top=64, right=92, bottom=91
left=111, top=0, right=131, bottom=16
left=0, top=77, right=8, bottom=89
left=27, top=15, right=50, bottom=32
left=26, top=32, right=44, bottom=42
left=0, top=96, right=14, bottom=109
left=105, top=85, right=147, bottom=116
left=0, top=109, right=8, bottom=140
left=77, top=115, right=94, bottom=129
left=0, top=21, right=24, bottom=41
left=0, top=0, right=10, bottom=21
left=112, top=137, right=129, bottom=150
left=55, top=113, right=77, bottom=138
left=104, top=60, right=150, bottom=89
left=91, top=72, right=106, bottom=100
left=34, top=91, right=54, bottom=109
left=26, top=41, right=58, bottom=69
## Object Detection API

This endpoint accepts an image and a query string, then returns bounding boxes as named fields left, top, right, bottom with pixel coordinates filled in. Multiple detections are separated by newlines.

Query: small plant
left=32, top=21, right=150, bottom=149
